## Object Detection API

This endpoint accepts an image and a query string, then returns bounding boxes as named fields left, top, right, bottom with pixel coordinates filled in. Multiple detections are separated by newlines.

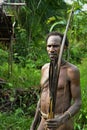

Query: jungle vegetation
left=0, top=0, right=87, bottom=129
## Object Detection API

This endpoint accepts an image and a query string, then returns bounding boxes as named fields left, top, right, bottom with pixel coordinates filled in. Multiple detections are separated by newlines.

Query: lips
left=49, top=53, right=57, bottom=59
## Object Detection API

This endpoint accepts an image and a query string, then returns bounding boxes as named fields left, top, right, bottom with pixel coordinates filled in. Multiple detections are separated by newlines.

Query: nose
left=50, top=46, right=54, bottom=52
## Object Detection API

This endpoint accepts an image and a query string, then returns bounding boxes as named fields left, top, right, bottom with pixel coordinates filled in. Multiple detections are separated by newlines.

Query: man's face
left=47, top=35, right=61, bottom=61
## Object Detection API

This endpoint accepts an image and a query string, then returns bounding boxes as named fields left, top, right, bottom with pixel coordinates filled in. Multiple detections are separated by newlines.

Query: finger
left=46, top=119, right=56, bottom=123
left=46, top=122, right=58, bottom=128
left=47, top=124, right=58, bottom=129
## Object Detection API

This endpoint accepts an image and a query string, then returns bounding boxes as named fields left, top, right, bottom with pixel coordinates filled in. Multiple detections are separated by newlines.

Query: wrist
left=59, top=111, right=71, bottom=124
left=65, top=111, right=72, bottom=118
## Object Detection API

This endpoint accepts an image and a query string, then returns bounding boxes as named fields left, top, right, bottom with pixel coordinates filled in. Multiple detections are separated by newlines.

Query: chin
left=50, top=57, right=56, bottom=61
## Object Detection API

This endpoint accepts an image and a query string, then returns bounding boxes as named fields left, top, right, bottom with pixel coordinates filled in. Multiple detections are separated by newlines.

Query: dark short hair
left=46, top=31, right=69, bottom=47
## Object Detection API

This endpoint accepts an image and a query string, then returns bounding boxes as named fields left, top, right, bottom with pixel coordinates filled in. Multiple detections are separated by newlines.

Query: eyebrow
left=47, top=45, right=60, bottom=47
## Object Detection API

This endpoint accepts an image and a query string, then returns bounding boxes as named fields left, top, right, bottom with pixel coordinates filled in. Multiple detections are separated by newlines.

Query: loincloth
left=40, top=110, right=62, bottom=120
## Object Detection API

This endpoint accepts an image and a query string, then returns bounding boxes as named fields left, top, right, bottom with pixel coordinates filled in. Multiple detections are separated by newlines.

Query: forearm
left=30, top=99, right=41, bottom=129
left=45, top=100, right=81, bottom=129
left=66, top=99, right=81, bottom=116
left=60, top=99, right=82, bottom=124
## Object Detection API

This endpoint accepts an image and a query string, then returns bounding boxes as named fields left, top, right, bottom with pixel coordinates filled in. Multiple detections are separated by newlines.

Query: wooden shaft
left=58, top=6, right=74, bottom=74
left=48, top=6, right=74, bottom=120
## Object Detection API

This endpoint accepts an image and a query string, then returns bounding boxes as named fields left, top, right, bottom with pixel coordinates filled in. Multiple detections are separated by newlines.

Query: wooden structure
left=0, top=1, right=26, bottom=44
left=0, top=1, right=25, bottom=76
left=0, top=11, right=13, bottom=44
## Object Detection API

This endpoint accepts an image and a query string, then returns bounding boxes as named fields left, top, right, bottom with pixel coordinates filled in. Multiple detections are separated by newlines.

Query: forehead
left=47, top=35, right=61, bottom=45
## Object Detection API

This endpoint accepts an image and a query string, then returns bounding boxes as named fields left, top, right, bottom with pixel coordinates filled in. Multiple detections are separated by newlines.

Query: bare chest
left=40, top=67, right=69, bottom=90
left=40, top=67, right=70, bottom=113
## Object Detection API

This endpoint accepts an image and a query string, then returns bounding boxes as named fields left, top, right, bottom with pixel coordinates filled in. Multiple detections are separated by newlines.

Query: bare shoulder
left=41, top=63, right=50, bottom=72
left=67, top=62, right=80, bottom=80
left=67, top=62, right=79, bottom=72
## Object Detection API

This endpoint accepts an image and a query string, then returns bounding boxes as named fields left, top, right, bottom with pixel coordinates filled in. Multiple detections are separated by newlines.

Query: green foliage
left=7, top=63, right=41, bottom=89
left=74, top=58, right=87, bottom=130
left=0, top=110, right=32, bottom=130
left=14, top=27, right=29, bottom=65
left=0, top=0, right=87, bottom=129
left=68, top=41, right=86, bottom=64
left=0, top=49, right=8, bottom=65
left=0, top=49, right=41, bottom=88
left=12, top=0, right=69, bottom=66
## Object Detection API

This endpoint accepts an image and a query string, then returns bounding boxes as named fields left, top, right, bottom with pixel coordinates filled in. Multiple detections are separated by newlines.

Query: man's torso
left=40, top=62, right=72, bottom=114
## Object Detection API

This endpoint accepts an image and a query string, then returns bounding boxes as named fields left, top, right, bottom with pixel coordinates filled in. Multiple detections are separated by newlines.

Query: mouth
left=49, top=53, right=57, bottom=59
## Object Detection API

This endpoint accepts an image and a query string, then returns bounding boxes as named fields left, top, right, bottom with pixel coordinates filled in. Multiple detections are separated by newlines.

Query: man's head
left=46, top=31, right=69, bottom=61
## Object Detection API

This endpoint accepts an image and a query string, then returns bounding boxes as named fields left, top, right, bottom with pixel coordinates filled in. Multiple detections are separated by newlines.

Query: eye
left=47, top=45, right=51, bottom=47
left=53, top=45, right=60, bottom=47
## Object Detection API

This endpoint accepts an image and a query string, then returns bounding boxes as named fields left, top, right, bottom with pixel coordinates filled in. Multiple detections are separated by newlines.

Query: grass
left=0, top=110, right=32, bottom=130
left=74, top=58, right=87, bottom=130
left=0, top=57, right=87, bottom=130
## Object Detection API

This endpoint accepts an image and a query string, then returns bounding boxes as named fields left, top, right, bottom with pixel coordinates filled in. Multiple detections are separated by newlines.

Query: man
left=30, top=32, right=82, bottom=130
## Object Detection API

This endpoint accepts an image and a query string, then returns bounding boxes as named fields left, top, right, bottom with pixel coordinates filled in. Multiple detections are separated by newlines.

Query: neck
left=50, top=58, right=58, bottom=65
left=61, top=59, right=66, bottom=66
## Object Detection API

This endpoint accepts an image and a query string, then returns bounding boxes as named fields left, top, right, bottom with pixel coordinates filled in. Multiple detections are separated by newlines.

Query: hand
left=45, top=116, right=62, bottom=129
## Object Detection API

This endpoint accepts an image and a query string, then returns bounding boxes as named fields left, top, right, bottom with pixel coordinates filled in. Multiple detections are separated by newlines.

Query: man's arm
left=60, top=66, right=82, bottom=123
left=30, top=99, right=41, bottom=130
